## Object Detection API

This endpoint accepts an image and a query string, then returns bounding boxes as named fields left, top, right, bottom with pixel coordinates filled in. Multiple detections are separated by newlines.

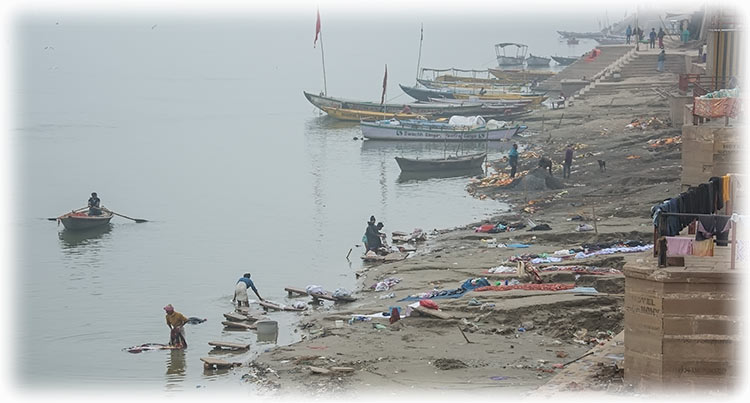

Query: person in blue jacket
left=233, top=273, right=263, bottom=308
left=508, top=143, right=519, bottom=178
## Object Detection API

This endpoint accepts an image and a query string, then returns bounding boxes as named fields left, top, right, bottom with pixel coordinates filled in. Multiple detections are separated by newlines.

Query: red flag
left=380, top=64, right=388, bottom=105
left=314, top=9, right=321, bottom=48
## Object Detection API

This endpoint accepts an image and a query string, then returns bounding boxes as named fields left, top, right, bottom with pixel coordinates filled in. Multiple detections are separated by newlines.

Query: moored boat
left=551, top=55, right=578, bottom=65
left=304, top=91, right=483, bottom=117
left=525, top=54, right=551, bottom=67
left=487, top=68, right=556, bottom=82
left=360, top=117, right=522, bottom=142
left=495, top=43, right=528, bottom=66
left=395, top=152, right=486, bottom=172
left=58, top=209, right=114, bottom=230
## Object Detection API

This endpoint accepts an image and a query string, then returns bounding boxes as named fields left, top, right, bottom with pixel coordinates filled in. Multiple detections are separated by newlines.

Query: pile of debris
left=625, top=117, right=666, bottom=130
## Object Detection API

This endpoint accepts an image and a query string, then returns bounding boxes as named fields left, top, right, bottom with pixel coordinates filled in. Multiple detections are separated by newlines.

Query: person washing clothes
left=233, top=273, right=263, bottom=308
left=164, top=304, right=188, bottom=348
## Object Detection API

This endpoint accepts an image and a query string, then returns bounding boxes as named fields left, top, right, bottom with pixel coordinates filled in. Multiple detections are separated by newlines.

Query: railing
left=678, top=73, right=730, bottom=94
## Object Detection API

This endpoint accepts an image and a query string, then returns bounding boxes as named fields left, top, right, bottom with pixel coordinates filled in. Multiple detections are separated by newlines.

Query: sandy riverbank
left=240, top=65, right=684, bottom=397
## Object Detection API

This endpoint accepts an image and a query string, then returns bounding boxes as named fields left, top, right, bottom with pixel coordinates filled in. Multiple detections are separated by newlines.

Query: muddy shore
left=241, top=66, right=683, bottom=397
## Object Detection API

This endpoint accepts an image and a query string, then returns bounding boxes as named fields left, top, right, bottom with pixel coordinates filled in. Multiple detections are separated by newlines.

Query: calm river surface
left=8, top=8, right=611, bottom=394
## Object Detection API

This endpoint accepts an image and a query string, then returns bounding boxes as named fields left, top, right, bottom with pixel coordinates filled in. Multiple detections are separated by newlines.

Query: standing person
left=649, top=28, right=656, bottom=49
left=657, top=28, right=666, bottom=49
left=508, top=143, right=519, bottom=178
left=625, top=25, right=632, bottom=44
left=563, top=144, right=574, bottom=178
left=233, top=273, right=263, bottom=308
left=363, top=215, right=376, bottom=250
left=638, top=27, right=644, bottom=42
left=87, top=192, right=101, bottom=216
left=682, top=27, right=690, bottom=44
left=164, top=304, right=188, bottom=348
left=657, top=50, right=666, bottom=72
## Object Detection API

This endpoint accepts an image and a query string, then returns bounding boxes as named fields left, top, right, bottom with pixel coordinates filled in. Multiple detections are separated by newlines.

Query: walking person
left=625, top=24, right=632, bottom=44
left=508, top=143, right=519, bottom=178
left=164, top=304, right=188, bottom=348
left=657, top=50, right=666, bottom=72
left=649, top=28, right=656, bottom=49
left=657, top=28, right=665, bottom=49
left=563, top=144, right=574, bottom=178
left=233, top=273, right=263, bottom=308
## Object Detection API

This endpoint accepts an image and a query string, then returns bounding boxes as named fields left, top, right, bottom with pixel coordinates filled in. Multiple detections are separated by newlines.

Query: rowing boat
left=551, top=55, right=578, bottom=66
left=58, top=209, right=113, bottom=230
left=395, top=152, right=487, bottom=172
left=525, top=54, right=551, bottom=67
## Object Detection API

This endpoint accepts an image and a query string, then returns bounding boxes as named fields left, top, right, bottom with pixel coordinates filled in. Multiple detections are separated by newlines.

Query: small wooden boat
left=58, top=209, right=113, bottom=230
left=395, top=152, right=487, bottom=172
left=360, top=119, right=522, bottom=142
left=399, top=84, right=456, bottom=101
left=318, top=105, right=429, bottom=122
left=525, top=54, right=551, bottom=67
left=303, top=91, right=482, bottom=117
left=551, top=56, right=578, bottom=65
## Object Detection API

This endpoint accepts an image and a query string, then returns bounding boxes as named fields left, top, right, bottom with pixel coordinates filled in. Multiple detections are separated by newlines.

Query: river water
left=8, top=8, right=614, bottom=394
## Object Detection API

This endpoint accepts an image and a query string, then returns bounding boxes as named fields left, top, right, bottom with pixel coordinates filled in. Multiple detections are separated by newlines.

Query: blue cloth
left=507, top=243, right=530, bottom=248
left=237, top=277, right=258, bottom=293
left=462, top=278, right=490, bottom=290
left=398, top=288, right=467, bottom=301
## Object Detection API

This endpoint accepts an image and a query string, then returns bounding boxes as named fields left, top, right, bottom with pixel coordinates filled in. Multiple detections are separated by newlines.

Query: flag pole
left=315, top=9, right=328, bottom=96
left=415, top=23, right=423, bottom=86
left=320, top=32, right=328, bottom=96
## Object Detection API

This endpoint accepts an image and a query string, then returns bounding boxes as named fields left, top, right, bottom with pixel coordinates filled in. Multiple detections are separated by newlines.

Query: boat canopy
left=495, top=43, right=527, bottom=48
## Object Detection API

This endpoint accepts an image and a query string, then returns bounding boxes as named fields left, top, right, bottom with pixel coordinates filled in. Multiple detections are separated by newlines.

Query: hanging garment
left=709, top=176, right=724, bottom=211
left=696, top=216, right=731, bottom=246
left=666, top=237, right=693, bottom=256
left=722, top=175, right=731, bottom=203
left=692, top=239, right=715, bottom=257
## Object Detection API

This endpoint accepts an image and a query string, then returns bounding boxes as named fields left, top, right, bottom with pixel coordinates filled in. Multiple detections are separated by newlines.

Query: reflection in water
left=397, top=169, right=484, bottom=183
left=166, top=349, right=186, bottom=378
left=360, top=139, right=511, bottom=157
left=58, top=224, right=113, bottom=250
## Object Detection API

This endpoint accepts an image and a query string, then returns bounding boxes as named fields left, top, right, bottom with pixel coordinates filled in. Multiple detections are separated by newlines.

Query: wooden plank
left=284, top=286, right=338, bottom=301
left=223, top=312, right=256, bottom=322
left=259, top=300, right=305, bottom=312
left=208, top=341, right=250, bottom=350
left=221, top=320, right=257, bottom=330
left=200, top=357, right=241, bottom=369
left=413, top=305, right=452, bottom=320
left=331, top=366, right=356, bottom=373
left=309, top=366, right=331, bottom=375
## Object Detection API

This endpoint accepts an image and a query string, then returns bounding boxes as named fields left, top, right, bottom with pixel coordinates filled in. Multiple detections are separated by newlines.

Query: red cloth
left=389, top=307, right=401, bottom=324
left=313, top=9, right=321, bottom=47
left=475, top=283, right=576, bottom=292
left=693, top=97, right=740, bottom=118
left=419, top=299, right=439, bottom=310
left=380, top=65, right=388, bottom=105
left=476, top=224, right=495, bottom=233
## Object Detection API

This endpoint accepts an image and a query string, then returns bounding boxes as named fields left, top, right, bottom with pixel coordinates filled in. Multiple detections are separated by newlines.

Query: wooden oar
left=47, top=206, right=89, bottom=221
left=102, top=207, right=148, bottom=223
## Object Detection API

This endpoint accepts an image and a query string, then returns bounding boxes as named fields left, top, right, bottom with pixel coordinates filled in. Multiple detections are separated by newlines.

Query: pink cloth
left=666, top=237, right=693, bottom=257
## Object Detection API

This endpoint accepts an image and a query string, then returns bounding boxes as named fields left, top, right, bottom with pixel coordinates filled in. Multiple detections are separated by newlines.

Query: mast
left=320, top=31, right=328, bottom=96
left=415, top=23, right=424, bottom=85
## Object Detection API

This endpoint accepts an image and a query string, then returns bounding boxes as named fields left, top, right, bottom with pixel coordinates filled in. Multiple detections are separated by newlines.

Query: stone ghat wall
left=623, top=263, right=741, bottom=391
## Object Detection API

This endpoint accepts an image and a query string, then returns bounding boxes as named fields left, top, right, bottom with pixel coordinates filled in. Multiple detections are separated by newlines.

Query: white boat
left=360, top=117, right=522, bottom=142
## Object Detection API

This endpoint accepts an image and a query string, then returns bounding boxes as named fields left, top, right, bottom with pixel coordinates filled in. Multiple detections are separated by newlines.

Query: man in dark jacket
left=88, top=192, right=102, bottom=216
